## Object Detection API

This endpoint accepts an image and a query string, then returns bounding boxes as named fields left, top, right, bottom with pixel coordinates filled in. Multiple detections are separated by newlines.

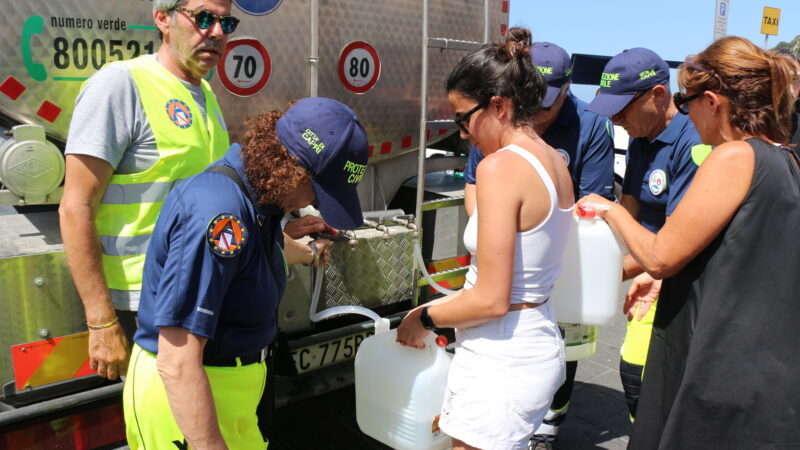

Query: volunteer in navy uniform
left=585, top=48, right=705, bottom=421
left=462, top=42, right=614, bottom=447
left=122, top=98, right=369, bottom=449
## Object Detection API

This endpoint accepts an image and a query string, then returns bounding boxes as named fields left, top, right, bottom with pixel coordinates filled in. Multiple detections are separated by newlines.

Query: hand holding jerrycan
left=355, top=328, right=452, bottom=450
left=550, top=203, right=624, bottom=326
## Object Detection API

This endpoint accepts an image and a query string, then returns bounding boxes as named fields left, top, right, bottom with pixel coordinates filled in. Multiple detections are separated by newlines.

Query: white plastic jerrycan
left=355, top=329, right=452, bottom=450
left=550, top=205, right=624, bottom=325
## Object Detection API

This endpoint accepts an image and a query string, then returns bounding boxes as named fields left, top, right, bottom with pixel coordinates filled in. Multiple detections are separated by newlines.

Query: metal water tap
left=393, top=214, right=418, bottom=237
left=345, top=230, right=358, bottom=250
left=376, top=217, right=390, bottom=240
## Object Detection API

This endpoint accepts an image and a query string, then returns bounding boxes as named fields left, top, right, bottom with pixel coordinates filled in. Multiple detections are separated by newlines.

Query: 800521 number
left=53, top=37, right=155, bottom=70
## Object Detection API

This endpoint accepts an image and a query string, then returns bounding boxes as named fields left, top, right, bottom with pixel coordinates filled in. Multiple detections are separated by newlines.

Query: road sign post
left=761, top=6, right=780, bottom=49
left=714, top=0, right=729, bottom=41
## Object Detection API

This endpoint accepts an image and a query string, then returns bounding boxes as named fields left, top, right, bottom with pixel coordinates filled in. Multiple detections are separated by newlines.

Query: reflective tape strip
left=101, top=179, right=185, bottom=205
left=197, top=307, right=214, bottom=316
left=110, top=288, right=141, bottom=305
left=100, top=234, right=151, bottom=256
left=11, top=333, right=94, bottom=389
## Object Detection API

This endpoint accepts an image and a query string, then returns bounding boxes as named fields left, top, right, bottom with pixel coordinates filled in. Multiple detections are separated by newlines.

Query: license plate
left=291, top=330, right=374, bottom=374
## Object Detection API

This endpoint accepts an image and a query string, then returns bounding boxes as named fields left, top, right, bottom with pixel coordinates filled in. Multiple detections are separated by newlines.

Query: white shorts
left=438, top=302, right=565, bottom=450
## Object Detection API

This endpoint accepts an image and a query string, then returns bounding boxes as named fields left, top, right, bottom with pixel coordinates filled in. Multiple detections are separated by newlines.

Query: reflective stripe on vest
left=94, top=55, right=229, bottom=292
left=101, top=178, right=186, bottom=204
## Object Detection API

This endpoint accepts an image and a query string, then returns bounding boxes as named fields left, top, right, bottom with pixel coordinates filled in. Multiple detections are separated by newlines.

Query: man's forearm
left=60, top=203, right=116, bottom=323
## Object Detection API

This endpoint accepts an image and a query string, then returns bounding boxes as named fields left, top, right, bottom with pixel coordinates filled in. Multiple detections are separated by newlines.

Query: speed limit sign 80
left=338, top=41, right=381, bottom=94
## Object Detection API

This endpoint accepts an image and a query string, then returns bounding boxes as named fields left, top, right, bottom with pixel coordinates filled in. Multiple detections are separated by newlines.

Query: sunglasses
left=673, top=91, right=702, bottom=115
left=173, top=7, right=240, bottom=34
left=681, top=57, right=725, bottom=90
left=611, top=89, right=648, bottom=120
left=454, top=101, right=487, bottom=135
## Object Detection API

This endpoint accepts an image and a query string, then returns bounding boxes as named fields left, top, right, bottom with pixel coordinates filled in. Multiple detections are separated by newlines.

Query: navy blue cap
left=276, top=98, right=368, bottom=230
left=531, top=42, right=573, bottom=108
left=586, top=48, right=670, bottom=117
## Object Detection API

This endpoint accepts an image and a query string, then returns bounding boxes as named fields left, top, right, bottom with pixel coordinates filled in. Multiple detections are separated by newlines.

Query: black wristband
left=419, top=306, right=436, bottom=330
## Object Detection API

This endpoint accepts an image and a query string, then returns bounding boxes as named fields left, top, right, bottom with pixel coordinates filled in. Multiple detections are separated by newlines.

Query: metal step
left=421, top=196, right=465, bottom=212
left=427, top=38, right=484, bottom=51
left=425, top=119, right=457, bottom=130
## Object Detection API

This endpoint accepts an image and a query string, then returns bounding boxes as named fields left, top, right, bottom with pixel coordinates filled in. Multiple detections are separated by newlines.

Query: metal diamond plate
left=315, top=225, right=416, bottom=311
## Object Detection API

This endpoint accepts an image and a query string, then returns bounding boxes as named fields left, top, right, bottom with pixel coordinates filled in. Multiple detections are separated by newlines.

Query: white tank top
left=463, top=144, right=574, bottom=304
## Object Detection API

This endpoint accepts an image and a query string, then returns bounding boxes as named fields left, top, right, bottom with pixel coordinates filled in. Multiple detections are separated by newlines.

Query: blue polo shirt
left=464, top=91, right=615, bottom=200
left=621, top=112, right=703, bottom=233
left=134, top=144, right=286, bottom=360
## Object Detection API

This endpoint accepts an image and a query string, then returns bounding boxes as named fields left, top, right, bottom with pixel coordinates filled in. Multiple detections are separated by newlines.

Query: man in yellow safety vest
left=59, top=0, right=237, bottom=381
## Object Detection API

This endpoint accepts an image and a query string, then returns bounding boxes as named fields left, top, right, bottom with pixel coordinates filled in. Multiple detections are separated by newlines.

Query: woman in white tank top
left=397, top=28, right=574, bottom=450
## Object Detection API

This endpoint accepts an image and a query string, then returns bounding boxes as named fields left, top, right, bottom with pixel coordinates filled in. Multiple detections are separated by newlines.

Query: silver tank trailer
left=0, top=0, right=507, bottom=209
left=0, top=0, right=507, bottom=388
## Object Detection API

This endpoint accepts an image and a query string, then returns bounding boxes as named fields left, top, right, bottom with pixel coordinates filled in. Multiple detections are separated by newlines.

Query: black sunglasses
left=174, top=7, right=240, bottom=34
left=673, top=92, right=702, bottom=115
left=454, top=101, right=487, bottom=134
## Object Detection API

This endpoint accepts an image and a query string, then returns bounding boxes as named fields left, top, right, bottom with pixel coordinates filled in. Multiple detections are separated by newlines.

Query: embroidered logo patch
left=207, top=213, right=248, bottom=257
left=165, top=99, right=193, bottom=129
left=648, top=169, right=667, bottom=196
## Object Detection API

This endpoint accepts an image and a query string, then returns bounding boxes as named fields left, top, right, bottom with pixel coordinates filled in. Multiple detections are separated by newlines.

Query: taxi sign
left=761, top=7, right=780, bottom=36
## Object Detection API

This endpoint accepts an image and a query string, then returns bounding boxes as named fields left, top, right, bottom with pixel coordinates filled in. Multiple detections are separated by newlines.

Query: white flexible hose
left=308, top=264, right=390, bottom=335
left=413, top=240, right=456, bottom=295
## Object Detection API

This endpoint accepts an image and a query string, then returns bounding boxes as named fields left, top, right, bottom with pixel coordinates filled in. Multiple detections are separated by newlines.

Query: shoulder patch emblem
left=207, top=213, right=248, bottom=257
left=648, top=169, right=667, bottom=196
left=165, top=99, right=193, bottom=129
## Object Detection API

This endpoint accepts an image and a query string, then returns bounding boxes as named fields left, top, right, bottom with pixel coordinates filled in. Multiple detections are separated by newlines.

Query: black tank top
left=630, top=138, right=800, bottom=449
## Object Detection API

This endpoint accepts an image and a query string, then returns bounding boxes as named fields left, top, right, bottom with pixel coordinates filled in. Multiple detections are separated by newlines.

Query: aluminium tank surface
left=0, top=211, right=85, bottom=386
left=0, top=0, right=507, bottom=163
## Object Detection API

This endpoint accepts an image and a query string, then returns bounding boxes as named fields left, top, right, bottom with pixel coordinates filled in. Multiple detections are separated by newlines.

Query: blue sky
left=509, top=0, right=800, bottom=100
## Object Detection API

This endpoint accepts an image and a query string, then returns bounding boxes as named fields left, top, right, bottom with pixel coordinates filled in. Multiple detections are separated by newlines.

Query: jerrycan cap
left=576, top=204, right=597, bottom=219
left=435, top=334, right=449, bottom=347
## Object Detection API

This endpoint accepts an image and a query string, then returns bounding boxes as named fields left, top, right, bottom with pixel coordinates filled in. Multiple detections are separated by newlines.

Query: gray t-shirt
left=65, top=55, right=210, bottom=310
left=65, top=54, right=207, bottom=174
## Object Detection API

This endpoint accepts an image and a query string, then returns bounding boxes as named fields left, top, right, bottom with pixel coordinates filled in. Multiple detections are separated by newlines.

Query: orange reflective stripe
left=11, top=332, right=94, bottom=389
left=427, top=254, right=471, bottom=293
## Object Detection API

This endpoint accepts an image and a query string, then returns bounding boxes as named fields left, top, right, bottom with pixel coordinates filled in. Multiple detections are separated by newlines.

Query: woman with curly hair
left=122, top=97, right=369, bottom=449
left=397, top=27, right=573, bottom=449
left=579, top=36, right=800, bottom=448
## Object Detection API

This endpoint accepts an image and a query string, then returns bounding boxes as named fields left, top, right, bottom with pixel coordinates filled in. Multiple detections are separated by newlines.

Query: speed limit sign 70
left=338, top=41, right=381, bottom=94
left=218, top=38, right=272, bottom=97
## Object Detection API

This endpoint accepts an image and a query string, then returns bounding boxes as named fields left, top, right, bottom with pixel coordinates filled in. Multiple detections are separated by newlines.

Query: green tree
left=773, top=35, right=800, bottom=57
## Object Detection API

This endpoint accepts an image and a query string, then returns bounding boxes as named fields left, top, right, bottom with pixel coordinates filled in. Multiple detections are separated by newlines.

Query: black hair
left=445, top=27, right=546, bottom=127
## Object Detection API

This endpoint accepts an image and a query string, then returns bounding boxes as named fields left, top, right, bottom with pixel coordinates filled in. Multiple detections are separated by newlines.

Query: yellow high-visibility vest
left=95, top=56, right=229, bottom=301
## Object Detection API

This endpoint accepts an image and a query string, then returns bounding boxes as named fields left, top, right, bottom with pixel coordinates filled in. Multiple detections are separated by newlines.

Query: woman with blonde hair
left=579, top=36, right=800, bottom=448
left=397, top=27, right=573, bottom=449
